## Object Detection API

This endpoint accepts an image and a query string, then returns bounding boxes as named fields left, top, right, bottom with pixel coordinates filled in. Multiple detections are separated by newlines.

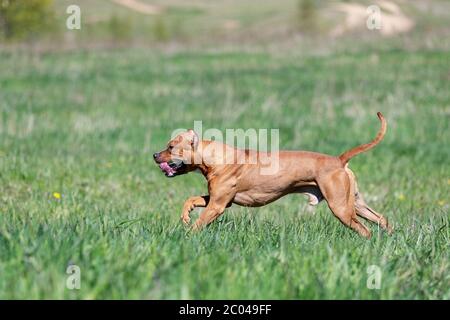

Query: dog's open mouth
left=159, top=161, right=185, bottom=177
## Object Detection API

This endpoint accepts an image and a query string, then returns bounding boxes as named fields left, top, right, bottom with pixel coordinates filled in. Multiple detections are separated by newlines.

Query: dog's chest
left=233, top=189, right=287, bottom=207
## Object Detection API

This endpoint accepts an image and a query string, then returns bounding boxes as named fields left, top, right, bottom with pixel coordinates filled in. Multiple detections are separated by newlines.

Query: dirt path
left=331, top=1, right=414, bottom=37
left=111, top=0, right=162, bottom=15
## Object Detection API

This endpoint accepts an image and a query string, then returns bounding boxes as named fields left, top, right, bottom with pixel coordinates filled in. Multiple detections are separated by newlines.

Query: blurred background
left=1, top=0, right=449, bottom=51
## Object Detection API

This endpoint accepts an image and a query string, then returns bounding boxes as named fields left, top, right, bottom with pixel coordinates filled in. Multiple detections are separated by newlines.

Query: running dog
left=153, top=112, right=392, bottom=238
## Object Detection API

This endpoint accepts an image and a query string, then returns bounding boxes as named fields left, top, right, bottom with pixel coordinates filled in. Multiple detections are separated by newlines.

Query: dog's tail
left=339, top=112, right=387, bottom=165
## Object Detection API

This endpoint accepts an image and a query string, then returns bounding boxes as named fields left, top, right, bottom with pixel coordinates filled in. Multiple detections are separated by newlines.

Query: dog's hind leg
left=297, top=186, right=324, bottom=213
left=354, top=195, right=393, bottom=234
left=318, top=169, right=372, bottom=238
left=300, top=186, right=324, bottom=206
left=345, top=168, right=393, bottom=234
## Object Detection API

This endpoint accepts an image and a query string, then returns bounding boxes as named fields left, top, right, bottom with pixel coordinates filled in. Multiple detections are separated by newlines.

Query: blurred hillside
left=0, top=0, right=450, bottom=52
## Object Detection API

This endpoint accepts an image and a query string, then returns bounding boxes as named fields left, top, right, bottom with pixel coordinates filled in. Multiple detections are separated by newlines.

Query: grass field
left=0, top=46, right=448, bottom=299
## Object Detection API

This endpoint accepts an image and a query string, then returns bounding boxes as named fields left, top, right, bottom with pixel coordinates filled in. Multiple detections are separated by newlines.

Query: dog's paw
left=181, top=214, right=191, bottom=225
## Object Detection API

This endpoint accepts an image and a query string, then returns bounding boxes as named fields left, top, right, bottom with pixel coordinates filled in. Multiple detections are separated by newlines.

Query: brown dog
left=153, top=112, right=392, bottom=238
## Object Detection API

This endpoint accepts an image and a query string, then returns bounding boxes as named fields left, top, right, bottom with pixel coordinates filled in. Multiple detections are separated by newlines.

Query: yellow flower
left=438, top=200, right=445, bottom=206
left=53, top=192, right=62, bottom=200
left=397, top=193, right=405, bottom=201
left=447, top=179, right=450, bottom=185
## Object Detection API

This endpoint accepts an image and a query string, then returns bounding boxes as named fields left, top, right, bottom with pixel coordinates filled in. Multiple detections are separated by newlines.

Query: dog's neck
left=193, top=140, right=213, bottom=178
left=193, top=140, right=247, bottom=181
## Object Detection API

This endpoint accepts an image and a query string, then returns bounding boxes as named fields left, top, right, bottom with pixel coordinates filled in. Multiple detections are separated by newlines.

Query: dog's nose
left=153, top=153, right=159, bottom=160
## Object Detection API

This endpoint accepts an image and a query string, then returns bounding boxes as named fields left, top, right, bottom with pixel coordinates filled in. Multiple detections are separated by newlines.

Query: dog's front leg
left=191, top=178, right=236, bottom=231
left=192, top=203, right=227, bottom=231
left=191, top=190, right=235, bottom=231
left=181, top=195, right=209, bottom=225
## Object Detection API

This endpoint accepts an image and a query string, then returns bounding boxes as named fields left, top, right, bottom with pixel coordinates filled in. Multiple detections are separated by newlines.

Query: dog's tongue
left=159, top=162, right=175, bottom=176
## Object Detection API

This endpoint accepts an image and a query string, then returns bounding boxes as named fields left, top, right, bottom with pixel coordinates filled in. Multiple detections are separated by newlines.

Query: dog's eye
left=168, top=146, right=173, bottom=151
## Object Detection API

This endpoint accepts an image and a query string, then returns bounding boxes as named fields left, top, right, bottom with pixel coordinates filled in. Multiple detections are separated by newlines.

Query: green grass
left=0, top=47, right=449, bottom=299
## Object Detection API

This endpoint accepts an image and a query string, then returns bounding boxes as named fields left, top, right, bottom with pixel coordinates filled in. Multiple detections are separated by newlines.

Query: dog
left=153, top=112, right=392, bottom=238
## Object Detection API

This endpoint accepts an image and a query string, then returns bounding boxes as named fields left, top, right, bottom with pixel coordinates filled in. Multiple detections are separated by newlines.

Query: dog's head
left=153, top=129, right=199, bottom=178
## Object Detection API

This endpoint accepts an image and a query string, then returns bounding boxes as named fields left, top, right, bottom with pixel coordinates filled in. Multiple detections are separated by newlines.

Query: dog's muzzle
left=158, top=159, right=186, bottom=177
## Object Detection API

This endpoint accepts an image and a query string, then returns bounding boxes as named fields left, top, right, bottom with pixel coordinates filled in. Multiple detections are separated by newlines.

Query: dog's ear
left=187, top=129, right=199, bottom=150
